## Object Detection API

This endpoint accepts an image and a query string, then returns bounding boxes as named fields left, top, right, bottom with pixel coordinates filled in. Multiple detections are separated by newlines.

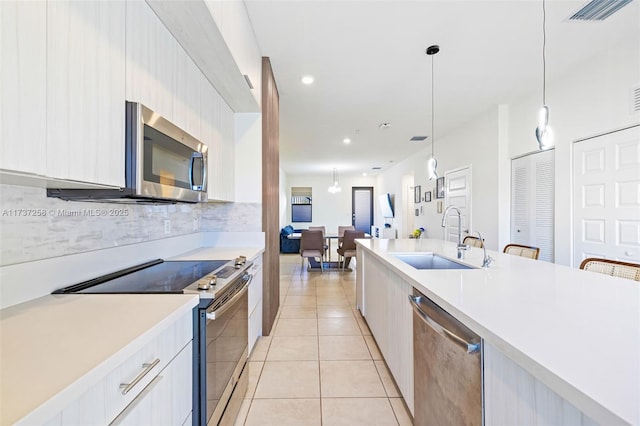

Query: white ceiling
left=244, top=0, right=639, bottom=176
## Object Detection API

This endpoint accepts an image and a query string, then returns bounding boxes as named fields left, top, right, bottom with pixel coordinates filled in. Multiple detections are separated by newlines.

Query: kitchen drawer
left=46, top=309, right=193, bottom=425
left=104, top=310, right=192, bottom=422
left=110, top=343, right=192, bottom=425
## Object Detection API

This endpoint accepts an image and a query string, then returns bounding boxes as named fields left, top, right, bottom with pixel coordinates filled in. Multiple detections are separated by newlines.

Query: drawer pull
left=119, top=358, right=160, bottom=395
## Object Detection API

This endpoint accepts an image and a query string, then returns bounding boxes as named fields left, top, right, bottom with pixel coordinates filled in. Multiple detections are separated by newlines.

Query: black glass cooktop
left=53, top=259, right=228, bottom=294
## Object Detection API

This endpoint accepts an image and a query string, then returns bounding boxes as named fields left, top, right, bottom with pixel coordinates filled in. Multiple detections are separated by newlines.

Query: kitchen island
left=356, top=238, right=639, bottom=425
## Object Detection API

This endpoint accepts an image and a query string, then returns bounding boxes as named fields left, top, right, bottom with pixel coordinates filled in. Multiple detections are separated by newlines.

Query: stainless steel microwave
left=48, top=102, right=208, bottom=203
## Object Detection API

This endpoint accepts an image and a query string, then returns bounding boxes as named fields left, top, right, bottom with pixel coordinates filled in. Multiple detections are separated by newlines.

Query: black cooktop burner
left=53, top=259, right=228, bottom=294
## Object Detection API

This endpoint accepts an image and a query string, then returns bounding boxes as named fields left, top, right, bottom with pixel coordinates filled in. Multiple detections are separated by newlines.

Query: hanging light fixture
left=426, top=45, right=440, bottom=180
left=535, top=0, right=554, bottom=150
left=328, top=168, right=342, bottom=193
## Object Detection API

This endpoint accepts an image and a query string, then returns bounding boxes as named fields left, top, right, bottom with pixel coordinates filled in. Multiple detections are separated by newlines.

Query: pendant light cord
left=431, top=52, right=435, bottom=158
left=542, top=0, right=547, bottom=105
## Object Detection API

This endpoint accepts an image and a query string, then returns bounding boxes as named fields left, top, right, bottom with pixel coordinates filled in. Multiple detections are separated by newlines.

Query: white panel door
left=573, top=125, right=640, bottom=266
left=511, top=150, right=555, bottom=262
left=444, top=166, right=472, bottom=243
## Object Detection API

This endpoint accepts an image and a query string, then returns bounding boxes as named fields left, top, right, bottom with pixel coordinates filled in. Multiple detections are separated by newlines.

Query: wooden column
left=261, top=57, right=280, bottom=335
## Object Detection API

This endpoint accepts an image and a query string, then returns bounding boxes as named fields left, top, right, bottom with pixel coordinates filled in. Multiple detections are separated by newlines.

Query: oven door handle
left=205, top=275, right=252, bottom=320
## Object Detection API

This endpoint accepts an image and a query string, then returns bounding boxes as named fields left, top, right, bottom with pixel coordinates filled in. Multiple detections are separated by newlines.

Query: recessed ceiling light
left=343, top=138, right=351, bottom=144
left=301, top=75, right=314, bottom=85
left=362, top=172, right=368, bottom=176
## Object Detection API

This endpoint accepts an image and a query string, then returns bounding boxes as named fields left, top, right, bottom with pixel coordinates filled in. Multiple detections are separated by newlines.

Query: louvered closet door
left=511, top=150, right=555, bottom=262
left=573, top=125, right=640, bottom=266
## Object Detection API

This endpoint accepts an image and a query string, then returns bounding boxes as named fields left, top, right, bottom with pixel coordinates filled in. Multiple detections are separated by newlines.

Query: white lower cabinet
left=361, top=254, right=414, bottom=415
left=248, top=254, right=264, bottom=355
left=110, top=344, right=192, bottom=426
left=484, top=342, right=597, bottom=425
left=48, top=310, right=193, bottom=426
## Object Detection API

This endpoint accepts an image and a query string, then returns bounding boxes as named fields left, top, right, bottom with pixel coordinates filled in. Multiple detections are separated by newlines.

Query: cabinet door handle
left=119, top=358, right=160, bottom=395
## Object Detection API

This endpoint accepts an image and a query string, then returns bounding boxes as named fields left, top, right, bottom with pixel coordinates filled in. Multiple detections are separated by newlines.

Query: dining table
left=287, top=231, right=371, bottom=269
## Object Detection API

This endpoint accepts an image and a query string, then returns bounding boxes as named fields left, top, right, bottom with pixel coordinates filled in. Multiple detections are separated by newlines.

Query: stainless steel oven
left=52, top=257, right=252, bottom=426
left=197, top=274, right=250, bottom=426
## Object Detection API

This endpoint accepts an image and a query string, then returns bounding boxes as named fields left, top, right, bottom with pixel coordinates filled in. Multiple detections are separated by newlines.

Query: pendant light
left=426, top=45, right=440, bottom=180
left=535, top=0, right=554, bottom=150
left=328, top=168, right=341, bottom=193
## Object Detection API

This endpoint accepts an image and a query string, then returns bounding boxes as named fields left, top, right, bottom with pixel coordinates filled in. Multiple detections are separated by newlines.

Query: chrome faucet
left=441, top=205, right=468, bottom=259
left=474, top=231, right=493, bottom=268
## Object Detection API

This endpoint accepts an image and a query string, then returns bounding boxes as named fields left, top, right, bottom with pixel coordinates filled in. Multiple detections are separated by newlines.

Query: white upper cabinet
left=46, top=0, right=126, bottom=187
left=0, top=1, right=47, bottom=175
left=204, top=0, right=262, bottom=109
left=2, top=0, right=243, bottom=194
left=202, top=79, right=235, bottom=202
left=173, top=48, right=202, bottom=141
left=126, top=0, right=206, bottom=140
left=125, top=0, right=176, bottom=123
left=146, top=0, right=259, bottom=113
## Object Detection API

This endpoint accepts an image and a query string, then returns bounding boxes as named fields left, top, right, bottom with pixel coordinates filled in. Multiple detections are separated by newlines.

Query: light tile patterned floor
left=235, top=254, right=413, bottom=426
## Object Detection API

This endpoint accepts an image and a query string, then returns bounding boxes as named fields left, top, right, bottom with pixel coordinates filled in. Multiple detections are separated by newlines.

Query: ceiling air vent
left=410, top=136, right=428, bottom=142
left=633, top=86, right=640, bottom=113
left=569, top=0, right=632, bottom=21
left=372, top=167, right=382, bottom=170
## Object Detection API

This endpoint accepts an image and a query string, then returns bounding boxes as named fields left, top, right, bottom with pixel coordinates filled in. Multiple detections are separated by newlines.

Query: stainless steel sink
left=392, top=253, right=475, bottom=270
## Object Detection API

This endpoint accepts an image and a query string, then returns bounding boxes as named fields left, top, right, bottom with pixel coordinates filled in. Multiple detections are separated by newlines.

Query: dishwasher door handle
left=408, top=295, right=480, bottom=354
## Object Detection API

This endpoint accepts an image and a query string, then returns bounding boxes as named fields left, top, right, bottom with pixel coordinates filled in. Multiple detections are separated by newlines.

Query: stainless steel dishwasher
left=409, top=288, right=483, bottom=426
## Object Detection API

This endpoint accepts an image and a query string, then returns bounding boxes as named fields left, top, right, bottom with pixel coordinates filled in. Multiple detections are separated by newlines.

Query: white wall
left=377, top=38, right=639, bottom=262
left=234, top=113, right=262, bottom=203
left=376, top=106, right=501, bottom=249
left=284, top=174, right=376, bottom=234
left=506, top=38, right=639, bottom=266
left=279, top=167, right=288, bottom=228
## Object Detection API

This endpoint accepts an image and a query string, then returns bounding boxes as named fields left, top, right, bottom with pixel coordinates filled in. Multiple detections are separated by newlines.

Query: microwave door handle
left=201, top=154, right=207, bottom=191
left=189, top=153, right=195, bottom=189
left=190, top=152, right=204, bottom=190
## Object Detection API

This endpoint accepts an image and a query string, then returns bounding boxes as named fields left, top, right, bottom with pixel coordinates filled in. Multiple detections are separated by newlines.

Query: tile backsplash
left=0, top=184, right=261, bottom=266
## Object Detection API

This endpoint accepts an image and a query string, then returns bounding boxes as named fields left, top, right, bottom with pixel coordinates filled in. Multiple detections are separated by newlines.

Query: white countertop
left=357, top=238, right=639, bottom=425
left=168, top=246, right=264, bottom=262
left=0, top=294, right=198, bottom=425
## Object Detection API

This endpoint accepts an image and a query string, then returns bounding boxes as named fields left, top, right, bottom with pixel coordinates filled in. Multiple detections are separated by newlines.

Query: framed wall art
left=414, top=185, right=422, bottom=203
left=436, top=177, right=445, bottom=199
left=424, top=191, right=432, bottom=202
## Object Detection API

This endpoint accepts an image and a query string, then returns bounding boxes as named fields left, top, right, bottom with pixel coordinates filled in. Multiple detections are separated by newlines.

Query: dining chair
left=463, top=235, right=483, bottom=248
left=337, top=225, right=355, bottom=249
left=308, top=226, right=328, bottom=260
left=299, top=230, right=325, bottom=273
left=503, top=244, right=540, bottom=260
left=579, top=258, right=640, bottom=281
left=337, top=230, right=365, bottom=271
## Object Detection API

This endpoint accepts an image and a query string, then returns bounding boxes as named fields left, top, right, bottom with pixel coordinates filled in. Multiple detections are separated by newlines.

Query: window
left=291, top=187, right=312, bottom=222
